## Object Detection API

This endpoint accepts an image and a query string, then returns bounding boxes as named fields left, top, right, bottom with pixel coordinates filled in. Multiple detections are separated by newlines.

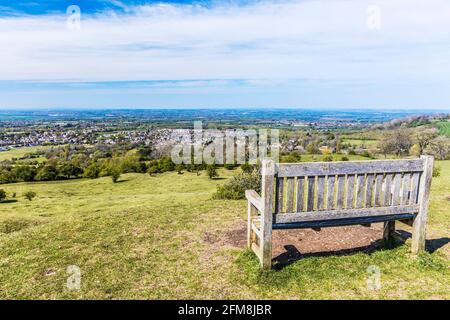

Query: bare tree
left=428, top=136, right=450, bottom=160
left=412, top=128, right=439, bottom=155
left=377, top=129, right=413, bottom=157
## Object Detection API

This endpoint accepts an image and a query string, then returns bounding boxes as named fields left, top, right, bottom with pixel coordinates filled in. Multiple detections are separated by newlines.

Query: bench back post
left=260, top=159, right=275, bottom=269
left=411, top=155, right=434, bottom=255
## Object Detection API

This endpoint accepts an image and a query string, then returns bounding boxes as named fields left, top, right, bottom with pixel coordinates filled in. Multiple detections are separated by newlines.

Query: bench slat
left=326, top=175, right=335, bottom=209
left=276, top=159, right=424, bottom=177
left=410, top=172, right=421, bottom=204
left=365, top=174, right=374, bottom=207
left=317, top=176, right=325, bottom=210
left=383, top=174, right=394, bottom=206
left=274, top=205, right=419, bottom=224
left=392, top=173, right=402, bottom=206
left=346, top=174, right=356, bottom=209
left=401, top=173, right=411, bottom=205
left=336, top=175, right=345, bottom=209
left=355, top=174, right=365, bottom=208
left=307, top=176, right=315, bottom=211
left=296, top=177, right=305, bottom=212
left=374, top=174, right=384, bottom=206
left=286, top=177, right=295, bottom=213
left=275, top=177, right=284, bottom=213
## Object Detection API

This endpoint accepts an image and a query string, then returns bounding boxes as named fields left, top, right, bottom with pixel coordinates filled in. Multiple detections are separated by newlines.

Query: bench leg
left=411, top=155, right=433, bottom=256
left=411, top=212, right=427, bottom=255
left=383, top=221, right=395, bottom=242
left=260, top=223, right=272, bottom=270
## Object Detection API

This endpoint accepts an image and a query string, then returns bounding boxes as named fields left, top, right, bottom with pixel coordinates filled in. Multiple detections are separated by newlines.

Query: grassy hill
left=437, top=121, right=450, bottom=137
left=0, top=163, right=449, bottom=299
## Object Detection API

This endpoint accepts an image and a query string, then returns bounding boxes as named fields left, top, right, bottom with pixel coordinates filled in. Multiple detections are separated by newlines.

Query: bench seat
left=272, top=213, right=416, bottom=230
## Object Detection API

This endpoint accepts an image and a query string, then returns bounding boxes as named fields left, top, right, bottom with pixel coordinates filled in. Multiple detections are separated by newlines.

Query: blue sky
left=0, top=0, right=450, bottom=110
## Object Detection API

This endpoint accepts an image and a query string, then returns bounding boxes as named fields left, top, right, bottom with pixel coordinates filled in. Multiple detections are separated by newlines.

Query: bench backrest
left=262, top=156, right=434, bottom=224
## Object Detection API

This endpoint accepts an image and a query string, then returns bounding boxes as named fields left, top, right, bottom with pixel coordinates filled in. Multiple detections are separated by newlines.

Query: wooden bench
left=245, top=156, right=434, bottom=269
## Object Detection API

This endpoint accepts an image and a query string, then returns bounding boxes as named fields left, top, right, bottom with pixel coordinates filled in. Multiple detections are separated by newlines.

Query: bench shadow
left=0, top=199, right=18, bottom=204
left=395, top=230, right=450, bottom=254
left=272, top=231, right=450, bottom=271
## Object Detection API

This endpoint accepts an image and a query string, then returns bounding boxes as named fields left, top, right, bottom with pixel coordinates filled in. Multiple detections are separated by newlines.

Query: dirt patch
left=203, top=231, right=220, bottom=244
left=220, top=220, right=387, bottom=259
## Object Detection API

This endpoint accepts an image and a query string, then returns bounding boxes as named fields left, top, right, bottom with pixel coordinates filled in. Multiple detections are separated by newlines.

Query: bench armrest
left=245, top=190, right=263, bottom=212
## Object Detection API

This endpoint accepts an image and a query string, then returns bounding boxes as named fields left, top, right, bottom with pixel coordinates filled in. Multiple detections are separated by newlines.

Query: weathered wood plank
left=355, top=174, right=365, bottom=208
left=296, top=177, right=305, bottom=212
left=251, top=242, right=262, bottom=260
left=251, top=221, right=261, bottom=239
left=383, top=174, right=393, bottom=206
left=317, top=176, right=325, bottom=210
left=273, top=213, right=415, bottom=229
left=346, top=174, right=356, bottom=209
left=275, top=177, right=284, bottom=213
left=374, top=174, right=384, bottom=206
left=307, top=176, right=315, bottom=211
left=245, top=189, right=263, bottom=212
left=276, top=159, right=424, bottom=177
left=401, top=173, right=411, bottom=205
left=409, top=172, right=421, bottom=205
left=412, top=156, right=434, bottom=255
left=247, top=201, right=253, bottom=248
left=392, top=173, right=402, bottom=206
left=260, top=159, right=275, bottom=269
left=286, top=177, right=295, bottom=213
left=365, top=174, right=374, bottom=207
left=326, top=175, right=335, bottom=210
left=336, top=175, right=345, bottom=209
left=274, top=205, right=419, bottom=223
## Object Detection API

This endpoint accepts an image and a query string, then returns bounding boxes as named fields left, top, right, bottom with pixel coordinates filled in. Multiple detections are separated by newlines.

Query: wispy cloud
left=0, top=0, right=449, bottom=82
left=0, top=0, right=450, bottom=109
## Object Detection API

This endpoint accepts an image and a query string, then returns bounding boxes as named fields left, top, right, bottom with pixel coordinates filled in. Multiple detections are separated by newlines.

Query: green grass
left=436, top=121, right=450, bottom=137
left=342, top=139, right=378, bottom=147
left=299, top=154, right=371, bottom=162
left=0, top=163, right=449, bottom=299
left=0, top=146, right=49, bottom=162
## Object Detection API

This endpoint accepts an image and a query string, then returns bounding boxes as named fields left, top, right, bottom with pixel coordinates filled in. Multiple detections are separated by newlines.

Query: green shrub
left=83, top=162, right=101, bottom=179
left=341, top=156, right=349, bottom=161
left=433, top=164, right=441, bottom=178
left=213, top=171, right=261, bottom=200
left=224, top=163, right=237, bottom=170
left=0, top=189, right=6, bottom=201
left=175, top=164, right=184, bottom=174
left=111, top=169, right=121, bottom=183
left=322, top=155, right=333, bottom=162
left=240, top=163, right=253, bottom=173
left=361, top=151, right=371, bottom=158
left=282, top=151, right=302, bottom=163
left=206, top=164, right=218, bottom=179
left=23, top=191, right=36, bottom=201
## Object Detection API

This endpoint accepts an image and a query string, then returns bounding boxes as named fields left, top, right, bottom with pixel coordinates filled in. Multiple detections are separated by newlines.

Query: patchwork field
left=0, top=146, right=49, bottom=162
left=0, top=162, right=449, bottom=299
left=437, top=121, right=450, bottom=137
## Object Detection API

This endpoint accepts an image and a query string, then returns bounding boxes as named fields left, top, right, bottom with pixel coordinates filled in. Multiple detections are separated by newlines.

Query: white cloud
left=1, top=0, right=450, bottom=83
